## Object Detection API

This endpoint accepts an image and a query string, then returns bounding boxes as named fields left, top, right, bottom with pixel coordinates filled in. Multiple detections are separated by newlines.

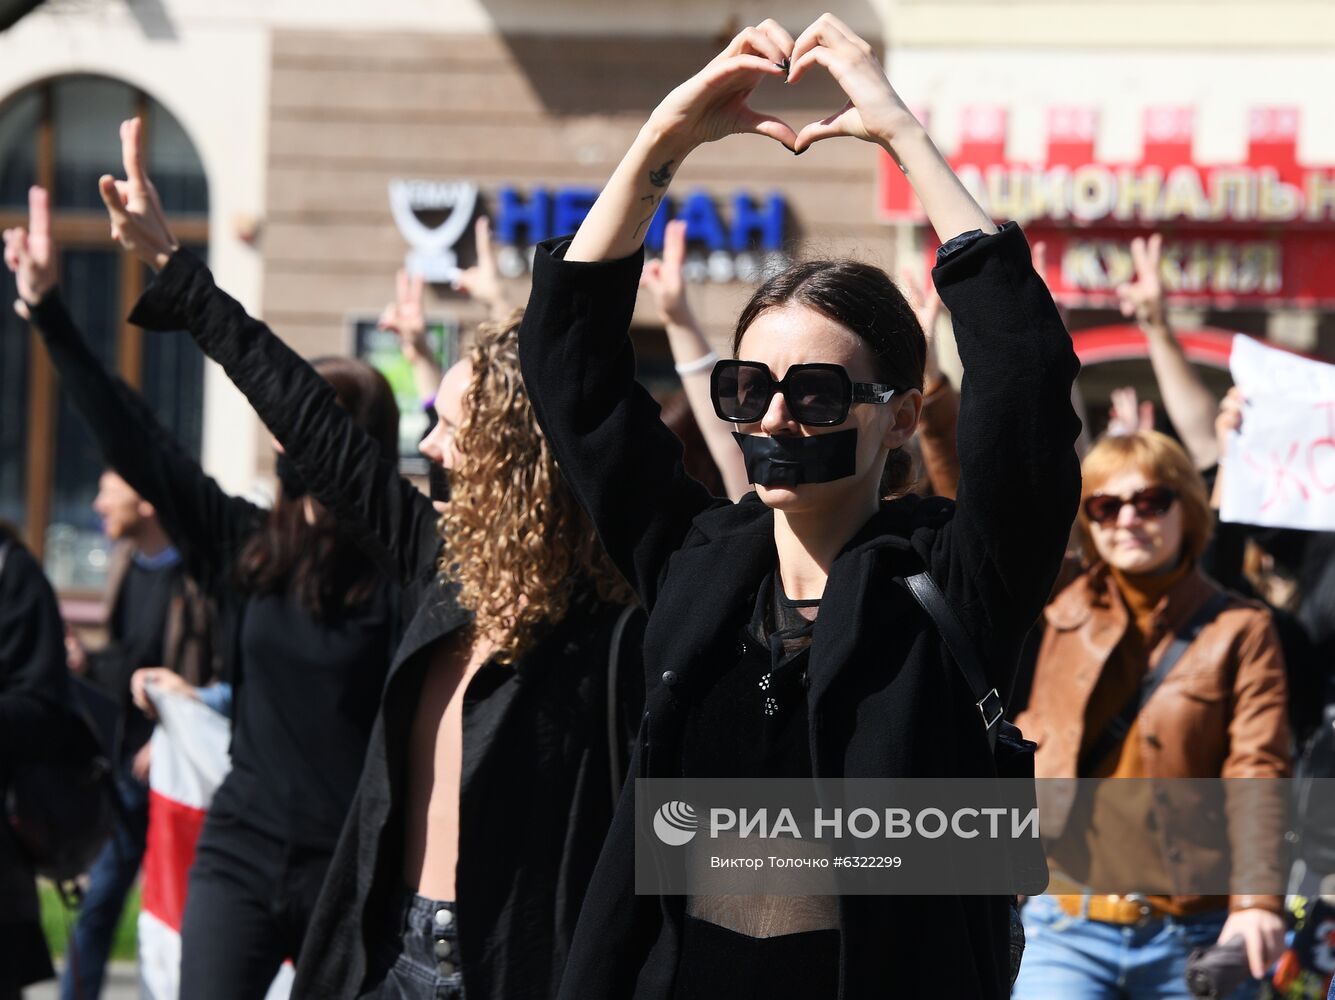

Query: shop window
left=0, top=75, right=208, bottom=591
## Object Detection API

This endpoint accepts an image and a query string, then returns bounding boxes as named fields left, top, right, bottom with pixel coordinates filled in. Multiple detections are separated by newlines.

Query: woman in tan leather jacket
left=1013, top=429, right=1291, bottom=999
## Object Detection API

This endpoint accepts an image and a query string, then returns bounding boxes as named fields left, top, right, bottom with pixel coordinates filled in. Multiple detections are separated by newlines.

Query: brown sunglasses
left=1083, top=486, right=1179, bottom=526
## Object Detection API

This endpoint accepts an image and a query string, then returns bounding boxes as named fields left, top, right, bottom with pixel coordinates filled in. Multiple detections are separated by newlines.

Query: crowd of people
left=1, top=13, right=1332, bottom=1000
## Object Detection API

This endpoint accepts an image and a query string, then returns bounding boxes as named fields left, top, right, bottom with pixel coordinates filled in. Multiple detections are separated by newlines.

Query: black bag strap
left=1077, top=589, right=1232, bottom=776
left=606, top=604, right=638, bottom=807
left=902, top=571, right=1004, bottom=751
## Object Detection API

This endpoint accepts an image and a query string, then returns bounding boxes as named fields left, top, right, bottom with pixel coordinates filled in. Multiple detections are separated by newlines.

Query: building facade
left=2, top=0, right=1333, bottom=591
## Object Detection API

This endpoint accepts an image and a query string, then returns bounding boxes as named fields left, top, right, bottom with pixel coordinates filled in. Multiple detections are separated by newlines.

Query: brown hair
left=732, top=259, right=925, bottom=497
left=440, top=309, right=633, bottom=664
left=234, top=357, right=399, bottom=620
left=1077, top=431, right=1212, bottom=565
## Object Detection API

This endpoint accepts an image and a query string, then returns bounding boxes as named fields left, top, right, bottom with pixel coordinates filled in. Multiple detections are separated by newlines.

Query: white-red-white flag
left=138, top=686, right=293, bottom=999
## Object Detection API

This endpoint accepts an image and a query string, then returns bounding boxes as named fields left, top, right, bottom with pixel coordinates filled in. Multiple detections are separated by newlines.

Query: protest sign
left=1222, top=335, right=1335, bottom=531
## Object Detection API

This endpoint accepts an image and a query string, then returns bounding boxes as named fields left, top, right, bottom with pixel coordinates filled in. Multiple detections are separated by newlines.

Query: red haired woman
left=1014, top=431, right=1291, bottom=999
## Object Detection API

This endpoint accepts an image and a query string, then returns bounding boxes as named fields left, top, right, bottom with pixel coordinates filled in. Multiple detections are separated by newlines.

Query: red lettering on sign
left=1246, top=442, right=1311, bottom=512
left=1308, top=402, right=1335, bottom=495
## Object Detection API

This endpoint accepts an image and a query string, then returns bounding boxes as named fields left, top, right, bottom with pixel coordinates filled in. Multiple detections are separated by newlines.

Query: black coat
left=129, top=253, right=646, bottom=1000
left=31, top=291, right=402, bottom=856
left=518, top=222, right=1082, bottom=999
left=0, top=531, right=68, bottom=988
left=31, top=291, right=266, bottom=693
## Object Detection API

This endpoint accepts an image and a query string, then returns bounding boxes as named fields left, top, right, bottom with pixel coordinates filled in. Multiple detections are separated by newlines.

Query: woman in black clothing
left=91, top=119, right=643, bottom=1000
left=5, top=175, right=399, bottom=1000
left=517, top=16, right=1081, bottom=999
left=0, top=523, right=71, bottom=998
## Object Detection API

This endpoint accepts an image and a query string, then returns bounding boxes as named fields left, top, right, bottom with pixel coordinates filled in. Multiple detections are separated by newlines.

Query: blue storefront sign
left=494, top=186, right=788, bottom=253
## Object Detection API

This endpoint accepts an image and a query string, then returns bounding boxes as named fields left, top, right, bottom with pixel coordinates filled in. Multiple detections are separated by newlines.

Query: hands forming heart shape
left=651, top=13, right=919, bottom=156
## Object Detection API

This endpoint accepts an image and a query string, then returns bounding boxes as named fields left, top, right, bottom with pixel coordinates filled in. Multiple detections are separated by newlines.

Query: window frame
left=0, top=77, right=209, bottom=572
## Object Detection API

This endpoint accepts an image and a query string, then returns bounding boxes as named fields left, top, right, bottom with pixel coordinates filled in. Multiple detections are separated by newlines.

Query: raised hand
left=379, top=269, right=429, bottom=364
left=452, top=216, right=511, bottom=321
left=899, top=264, right=943, bottom=391
left=2, top=186, right=56, bottom=317
left=646, top=21, right=797, bottom=151
left=1117, top=233, right=1166, bottom=330
left=1107, top=386, right=1154, bottom=437
left=98, top=117, right=179, bottom=271
left=1215, top=386, right=1245, bottom=457
left=787, top=13, right=917, bottom=153
left=640, top=219, right=693, bottom=326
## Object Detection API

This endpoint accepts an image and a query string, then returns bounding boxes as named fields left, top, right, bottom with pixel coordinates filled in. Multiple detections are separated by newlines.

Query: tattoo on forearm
left=628, top=163, right=674, bottom=240
left=649, top=160, right=675, bottom=187
left=632, top=192, right=664, bottom=240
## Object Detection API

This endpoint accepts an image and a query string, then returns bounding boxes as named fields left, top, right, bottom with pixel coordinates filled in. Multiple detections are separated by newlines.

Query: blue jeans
left=1012, top=894, right=1260, bottom=1000
left=358, top=893, right=464, bottom=1000
left=60, top=762, right=149, bottom=1000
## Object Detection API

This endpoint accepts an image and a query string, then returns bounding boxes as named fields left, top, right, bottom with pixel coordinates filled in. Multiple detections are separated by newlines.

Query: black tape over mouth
left=732, top=429, right=858, bottom=486
left=427, top=463, right=452, bottom=503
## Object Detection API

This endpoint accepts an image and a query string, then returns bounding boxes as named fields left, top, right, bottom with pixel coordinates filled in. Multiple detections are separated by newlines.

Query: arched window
left=0, top=75, right=208, bottom=590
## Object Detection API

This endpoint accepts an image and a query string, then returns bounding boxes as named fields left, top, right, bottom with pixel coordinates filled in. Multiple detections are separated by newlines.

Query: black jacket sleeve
left=929, top=223, right=1083, bottom=694
left=518, top=239, right=723, bottom=609
left=0, top=540, right=71, bottom=764
left=28, top=290, right=264, bottom=592
left=127, top=250, right=440, bottom=587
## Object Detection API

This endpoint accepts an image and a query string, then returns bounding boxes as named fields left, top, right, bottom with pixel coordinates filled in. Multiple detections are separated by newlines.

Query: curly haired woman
left=92, top=119, right=642, bottom=1000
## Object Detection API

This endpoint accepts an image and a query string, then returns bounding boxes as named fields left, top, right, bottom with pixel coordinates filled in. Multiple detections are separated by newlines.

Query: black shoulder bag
left=606, top=603, right=642, bottom=806
left=902, top=570, right=1044, bottom=988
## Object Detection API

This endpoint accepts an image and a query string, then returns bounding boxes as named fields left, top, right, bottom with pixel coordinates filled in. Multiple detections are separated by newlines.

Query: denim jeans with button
left=358, top=892, right=464, bottom=1000
left=1012, top=893, right=1261, bottom=999
left=61, top=761, right=149, bottom=1000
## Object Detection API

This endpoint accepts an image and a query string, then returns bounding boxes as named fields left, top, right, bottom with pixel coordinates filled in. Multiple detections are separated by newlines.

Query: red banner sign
left=881, top=107, right=1335, bottom=305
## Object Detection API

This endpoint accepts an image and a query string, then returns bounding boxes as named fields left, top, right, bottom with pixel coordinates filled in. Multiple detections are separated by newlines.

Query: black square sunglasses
left=710, top=360, right=897, bottom=427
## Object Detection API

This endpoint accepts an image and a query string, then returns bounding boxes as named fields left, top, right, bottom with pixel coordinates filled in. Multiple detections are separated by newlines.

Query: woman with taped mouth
left=517, top=14, right=1081, bottom=1000
left=93, top=114, right=644, bottom=1000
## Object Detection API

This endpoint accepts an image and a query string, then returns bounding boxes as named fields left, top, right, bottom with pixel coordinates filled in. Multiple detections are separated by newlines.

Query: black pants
left=179, top=811, right=333, bottom=1000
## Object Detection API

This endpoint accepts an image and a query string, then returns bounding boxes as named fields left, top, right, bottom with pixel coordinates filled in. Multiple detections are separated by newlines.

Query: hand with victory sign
left=1116, top=231, right=1221, bottom=468
left=640, top=219, right=750, bottom=501
left=98, top=117, right=179, bottom=271
left=452, top=216, right=512, bottom=322
left=379, top=268, right=444, bottom=405
left=1116, top=233, right=1167, bottom=331
left=379, top=269, right=430, bottom=365
left=2, top=186, right=56, bottom=317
